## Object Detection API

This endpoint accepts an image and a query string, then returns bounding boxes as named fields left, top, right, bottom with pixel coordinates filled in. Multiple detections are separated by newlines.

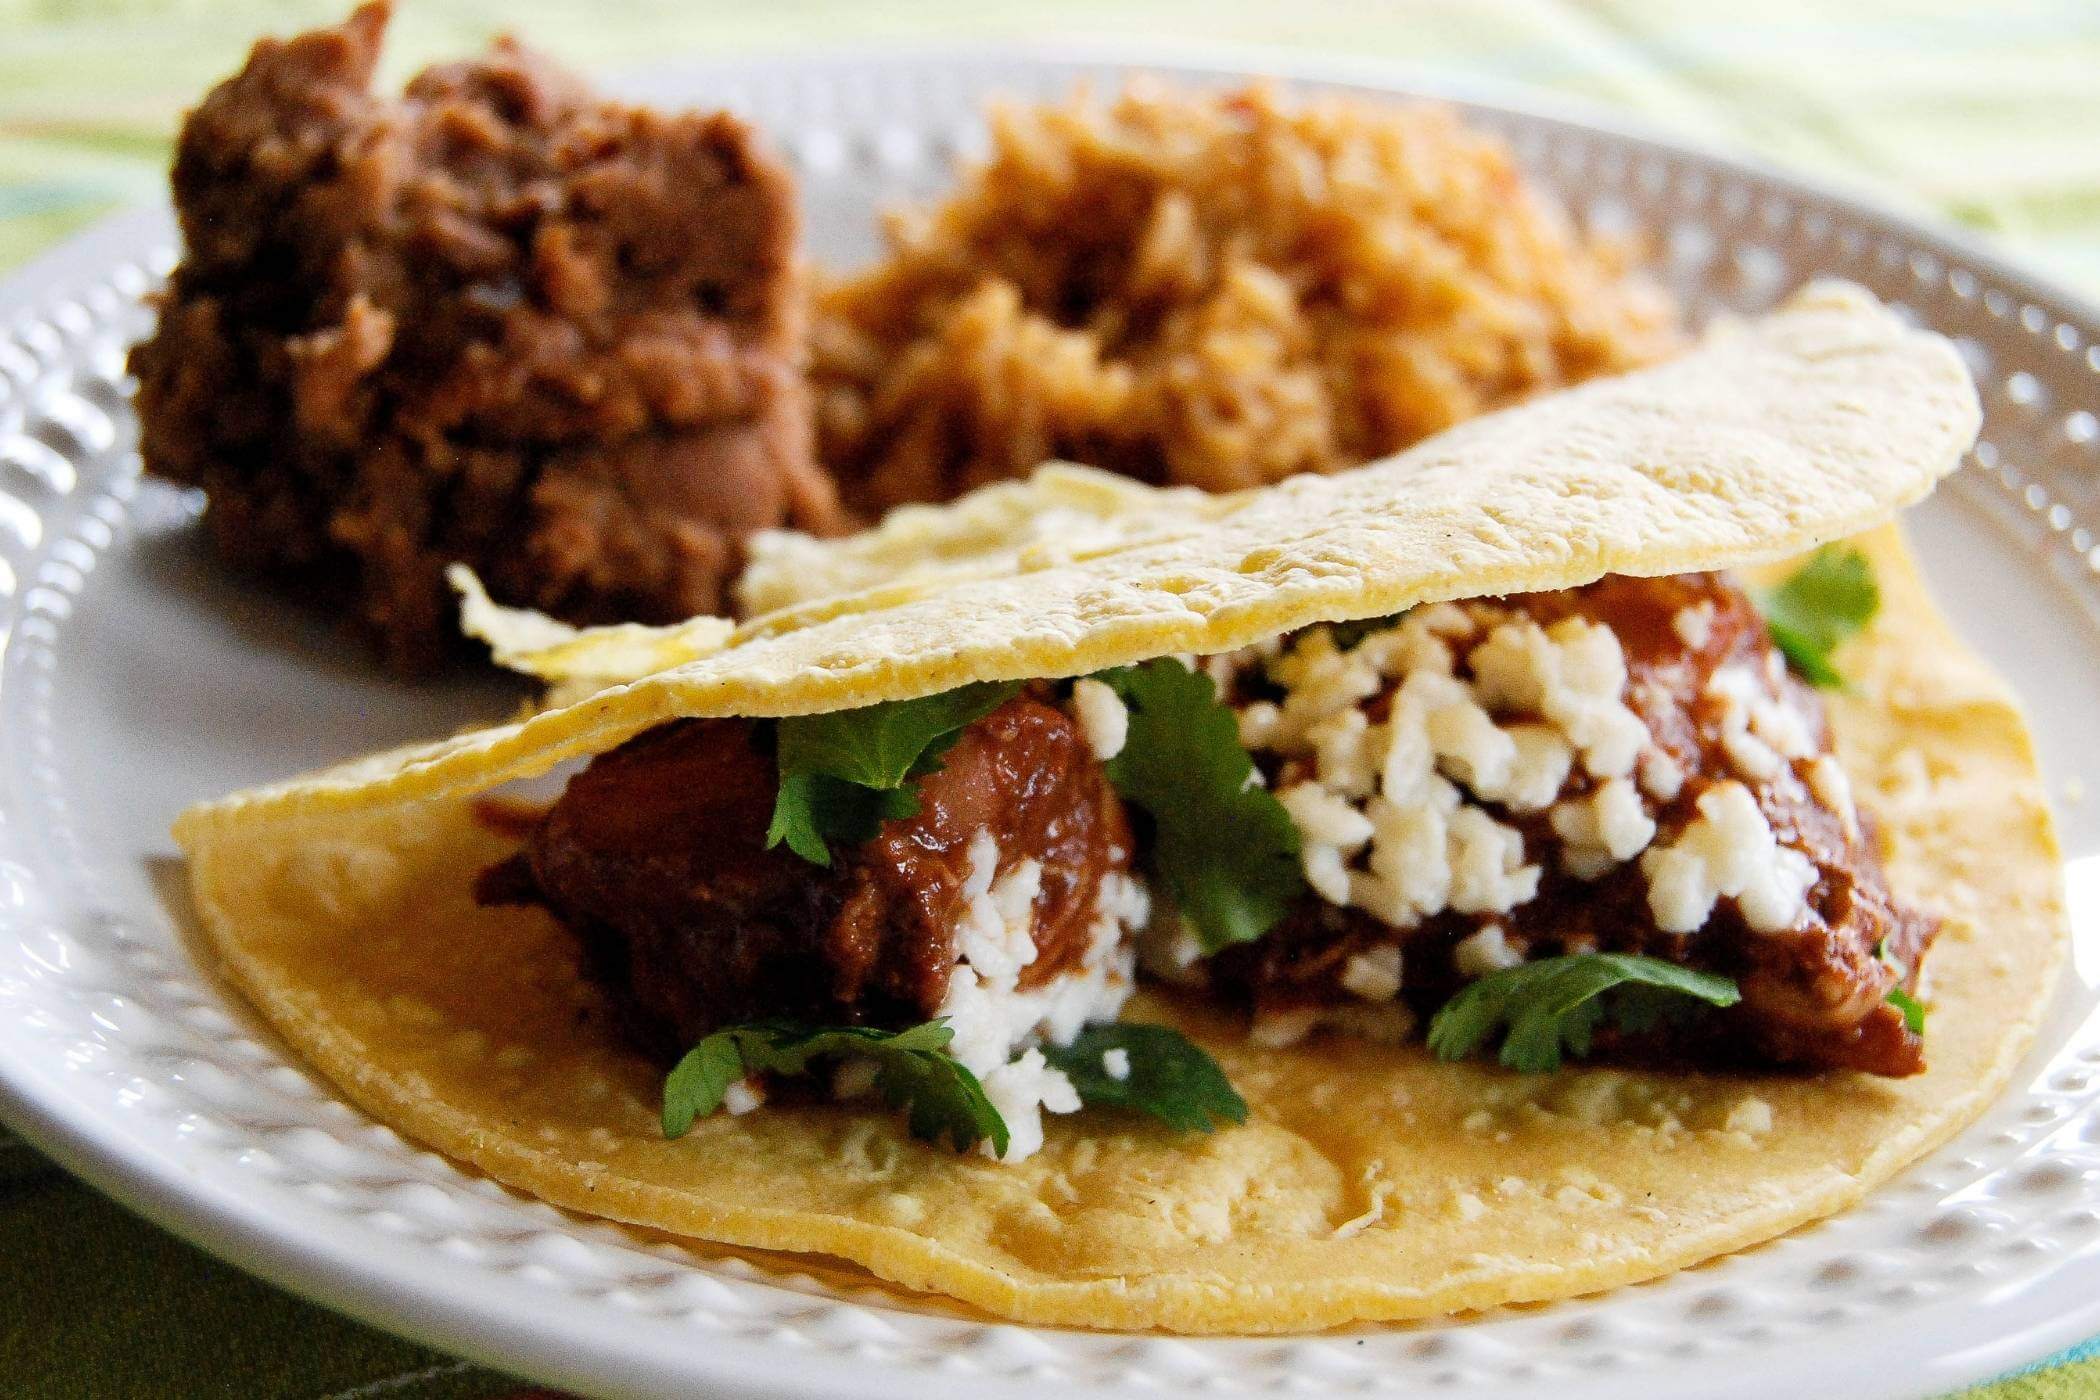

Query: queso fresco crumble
left=1103, top=568, right=1932, bottom=1078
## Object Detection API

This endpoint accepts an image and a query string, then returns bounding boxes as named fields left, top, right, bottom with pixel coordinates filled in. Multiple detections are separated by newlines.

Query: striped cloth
left=1, top=2, right=2095, bottom=1397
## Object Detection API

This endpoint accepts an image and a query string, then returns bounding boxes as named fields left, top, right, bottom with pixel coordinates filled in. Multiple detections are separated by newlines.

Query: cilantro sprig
left=662, top=1018, right=1248, bottom=1154
left=1040, top=1023, right=1248, bottom=1133
left=764, top=682, right=1020, bottom=865
left=1753, top=546, right=1879, bottom=689
left=1426, top=953, right=1742, bottom=1073
left=1876, top=939, right=1928, bottom=1035
left=1093, top=659, right=1303, bottom=952
left=662, top=1019, right=1008, bottom=1154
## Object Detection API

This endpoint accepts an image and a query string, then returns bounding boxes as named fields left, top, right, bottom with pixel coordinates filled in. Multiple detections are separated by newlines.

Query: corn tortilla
left=180, top=283, right=1975, bottom=825
left=172, top=286, right=2063, bottom=1331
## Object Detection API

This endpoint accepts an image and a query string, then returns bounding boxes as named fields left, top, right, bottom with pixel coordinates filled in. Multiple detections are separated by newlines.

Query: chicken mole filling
left=1203, top=571, right=1934, bottom=1077
left=479, top=571, right=1931, bottom=1079
left=477, top=693, right=1133, bottom=1060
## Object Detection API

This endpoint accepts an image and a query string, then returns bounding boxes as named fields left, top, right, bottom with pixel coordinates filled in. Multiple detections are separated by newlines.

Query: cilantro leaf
left=765, top=681, right=1020, bottom=865
left=1876, top=938, right=1928, bottom=1035
left=764, top=772, right=918, bottom=867
left=777, top=682, right=1021, bottom=790
left=1753, top=547, right=1879, bottom=689
left=1093, top=659, right=1303, bottom=952
left=661, top=1019, right=1008, bottom=1154
left=1886, top=983, right=1927, bottom=1036
left=1426, top=954, right=1742, bottom=1073
left=661, top=1033, right=745, bottom=1138
left=1041, top=1023, right=1248, bottom=1133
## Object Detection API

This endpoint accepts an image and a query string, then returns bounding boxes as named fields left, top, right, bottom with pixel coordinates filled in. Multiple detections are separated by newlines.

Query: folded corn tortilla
left=174, top=283, right=2065, bottom=1331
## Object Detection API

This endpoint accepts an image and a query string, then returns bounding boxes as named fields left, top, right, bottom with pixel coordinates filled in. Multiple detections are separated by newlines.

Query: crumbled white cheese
left=1280, top=782, right=1373, bottom=902
left=1268, top=785, right=1369, bottom=847
left=1468, top=615, right=1648, bottom=779
left=1447, top=807, right=1541, bottom=915
left=1751, top=691, right=1816, bottom=758
left=1236, top=699, right=1283, bottom=750
left=992, top=858, right=1043, bottom=938
left=1549, top=777, right=1658, bottom=880
left=1309, top=707, right=1379, bottom=798
left=1723, top=1097, right=1775, bottom=1136
left=1067, top=677, right=1129, bottom=761
left=1709, top=663, right=1814, bottom=783
left=1253, top=606, right=1678, bottom=936
left=1227, top=597, right=1877, bottom=1042
left=979, top=1049, right=1081, bottom=1162
left=1672, top=601, right=1716, bottom=648
left=1424, top=690, right=1518, bottom=794
left=1419, top=602, right=1482, bottom=637
left=1467, top=617, right=1554, bottom=712
left=939, top=860, right=1147, bottom=1162
left=1379, top=704, right=1436, bottom=806
left=1353, top=613, right=1454, bottom=679
left=952, top=833, right=1038, bottom=987
left=940, top=852, right=1140, bottom=1086
left=1341, top=945, right=1404, bottom=1002
left=1720, top=724, right=1783, bottom=782
left=1806, top=754, right=1860, bottom=841
left=1356, top=795, right=1452, bottom=925
left=1640, top=782, right=1817, bottom=934
left=1454, top=924, right=1524, bottom=978
left=1102, top=1047, right=1131, bottom=1081
left=1301, top=841, right=1352, bottom=905
left=1262, top=628, right=1383, bottom=749
left=1542, top=618, right=1649, bottom=779
left=1494, top=724, right=1575, bottom=813
left=1638, top=747, right=1685, bottom=802
left=722, top=1077, right=766, bottom=1116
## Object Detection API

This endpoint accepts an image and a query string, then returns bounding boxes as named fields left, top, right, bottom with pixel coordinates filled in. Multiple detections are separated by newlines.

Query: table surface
left=2, top=3, right=2097, bottom=1397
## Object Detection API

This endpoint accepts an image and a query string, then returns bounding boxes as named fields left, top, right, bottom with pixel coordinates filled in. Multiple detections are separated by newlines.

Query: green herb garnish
left=1753, top=546, right=1879, bottom=688
left=662, top=1019, right=1008, bottom=1154
left=764, top=681, right=1021, bottom=865
left=1040, top=1023, right=1248, bottom=1133
left=1426, top=953, right=1743, bottom=1073
left=663, top=1018, right=1251, bottom=1154
left=1093, top=659, right=1304, bottom=952
left=1876, top=939, right=1928, bottom=1035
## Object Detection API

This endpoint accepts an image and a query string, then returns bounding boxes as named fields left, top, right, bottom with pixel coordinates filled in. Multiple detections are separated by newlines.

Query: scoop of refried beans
left=129, top=2, right=845, bottom=673
left=477, top=693, right=1132, bottom=1059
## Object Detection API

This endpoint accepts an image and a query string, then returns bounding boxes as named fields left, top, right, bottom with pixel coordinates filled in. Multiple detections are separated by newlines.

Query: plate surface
left=4, top=46, right=2100, bottom=1400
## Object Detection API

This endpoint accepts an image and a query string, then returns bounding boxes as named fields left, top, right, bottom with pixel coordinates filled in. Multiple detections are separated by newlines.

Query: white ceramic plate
left=3, top=45, right=2100, bottom=1400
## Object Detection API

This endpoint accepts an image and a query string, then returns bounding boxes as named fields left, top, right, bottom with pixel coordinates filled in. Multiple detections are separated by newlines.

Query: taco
left=174, top=283, right=2063, bottom=1332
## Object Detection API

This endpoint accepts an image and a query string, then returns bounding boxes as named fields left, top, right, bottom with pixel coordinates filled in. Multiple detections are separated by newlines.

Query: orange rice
left=811, top=82, right=1683, bottom=514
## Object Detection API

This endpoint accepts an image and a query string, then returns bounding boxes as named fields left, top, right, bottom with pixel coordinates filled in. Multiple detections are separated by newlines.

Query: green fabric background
left=1, top=2, right=2097, bottom=1396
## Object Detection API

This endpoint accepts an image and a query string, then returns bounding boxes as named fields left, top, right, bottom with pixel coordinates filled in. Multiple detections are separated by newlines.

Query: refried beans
left=130, top=2, right=844, bottom=674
